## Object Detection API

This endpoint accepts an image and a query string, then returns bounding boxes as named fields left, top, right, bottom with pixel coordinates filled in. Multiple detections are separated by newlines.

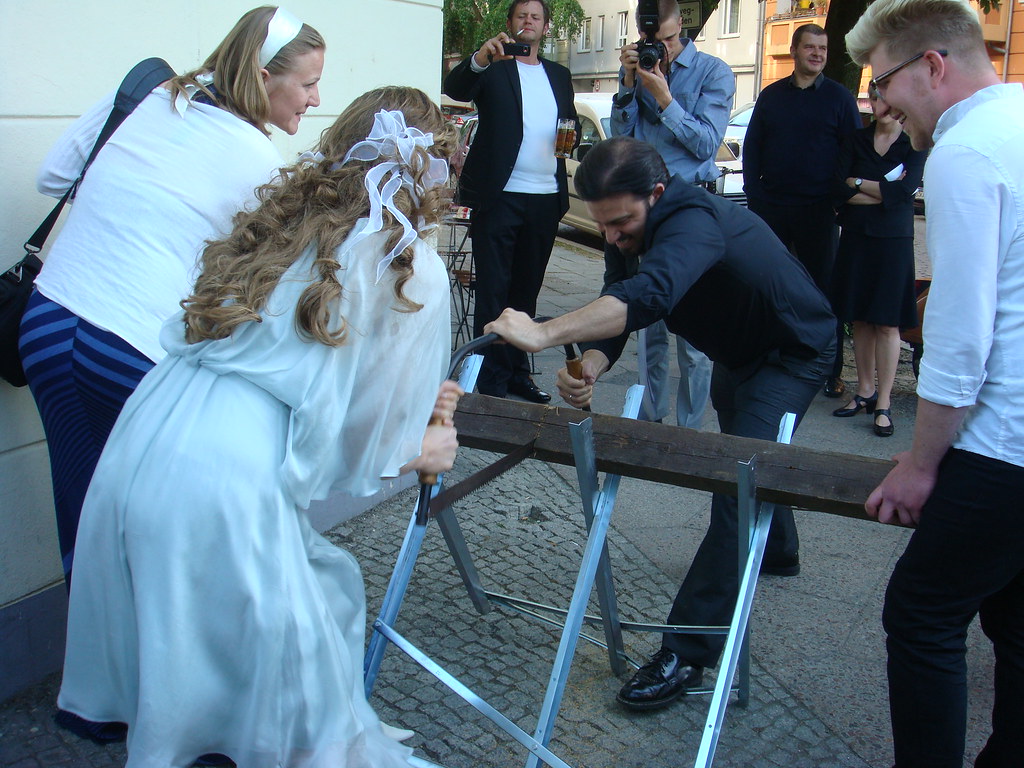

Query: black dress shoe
left=54, top=709, right=128, bottom=743
left=760, top=554, right=800, bottom=577
left=616, top=648, right=703, bottom=710
left=507, top=378, right=551, bottom=404
left=832, top=391, right=877, bottom=417
left=873, top=408, right=894, bottom=437
left=823, top=377, right=846, bottom=398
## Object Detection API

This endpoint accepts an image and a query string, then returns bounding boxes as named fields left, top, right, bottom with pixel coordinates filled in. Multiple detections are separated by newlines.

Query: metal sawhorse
left=364, top=351, right=796, bottom=767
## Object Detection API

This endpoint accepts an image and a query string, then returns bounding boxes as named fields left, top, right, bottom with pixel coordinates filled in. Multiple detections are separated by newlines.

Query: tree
left=443, top=0, right=587, bottom=62
left=823, top=0, right=871, bottom=94
left=824, top=0, right=1001, bottom=95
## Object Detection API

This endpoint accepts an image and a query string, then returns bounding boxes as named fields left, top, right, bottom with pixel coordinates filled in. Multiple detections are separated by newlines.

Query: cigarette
left=518, top=28, right=525, bottom=35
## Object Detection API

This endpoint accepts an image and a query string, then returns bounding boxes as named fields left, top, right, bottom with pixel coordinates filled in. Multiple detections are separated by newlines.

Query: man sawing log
left=484, top=134, right=848, bottom=711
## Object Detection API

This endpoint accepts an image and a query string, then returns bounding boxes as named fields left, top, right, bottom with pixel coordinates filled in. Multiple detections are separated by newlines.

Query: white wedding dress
left=58, top=228, right=450, bottom=768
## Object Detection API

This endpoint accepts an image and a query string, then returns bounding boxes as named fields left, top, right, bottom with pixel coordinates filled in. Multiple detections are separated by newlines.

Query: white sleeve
left=916, top=142, right=1000, bottom=408
left=36, top=90, right=117, bottom=198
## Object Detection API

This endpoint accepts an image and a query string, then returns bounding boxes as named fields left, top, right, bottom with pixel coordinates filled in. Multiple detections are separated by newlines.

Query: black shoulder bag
left=0, top=57, right=175, bottom=387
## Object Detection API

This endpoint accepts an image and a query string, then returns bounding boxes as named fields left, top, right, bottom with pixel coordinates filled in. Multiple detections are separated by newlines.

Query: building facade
left=760, top=0, right=1022, bottom=91
left=563, top=0, right=1024, bottom=113
left=564, top=0, right=762, bottom=108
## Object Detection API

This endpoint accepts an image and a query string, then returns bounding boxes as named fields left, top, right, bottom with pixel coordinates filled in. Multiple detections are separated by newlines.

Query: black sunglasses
left=870, top=49, right=948, bottom=95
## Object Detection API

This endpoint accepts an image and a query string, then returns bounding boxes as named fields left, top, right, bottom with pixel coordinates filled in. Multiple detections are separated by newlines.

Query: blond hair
left=846, top=0, right=984, bottom=68
left=166, top=6, right=325, bottom=136
left=182, top=86, right=458, bottom=347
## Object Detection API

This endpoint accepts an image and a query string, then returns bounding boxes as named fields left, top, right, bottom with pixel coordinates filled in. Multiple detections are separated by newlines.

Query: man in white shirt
left=444, top=0, right=577, bottom=403
left=847, top=1, right=1024, bottom=764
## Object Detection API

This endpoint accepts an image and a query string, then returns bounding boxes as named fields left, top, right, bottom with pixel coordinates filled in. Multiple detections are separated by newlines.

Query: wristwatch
left=854, top=177, right=864, bottom=188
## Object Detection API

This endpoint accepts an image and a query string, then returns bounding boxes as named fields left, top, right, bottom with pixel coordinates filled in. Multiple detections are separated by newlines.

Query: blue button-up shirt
left=610, top=40, right=735, bottom=183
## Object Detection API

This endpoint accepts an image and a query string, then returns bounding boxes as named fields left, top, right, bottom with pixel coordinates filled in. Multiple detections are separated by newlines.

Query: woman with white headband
left=58, top=86, right=461, bottom=767
left=19, top=6, right=325, bottom=601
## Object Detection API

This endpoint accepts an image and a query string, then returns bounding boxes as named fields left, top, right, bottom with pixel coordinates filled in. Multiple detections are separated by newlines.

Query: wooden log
left=453, top=393, right=893, bottom=522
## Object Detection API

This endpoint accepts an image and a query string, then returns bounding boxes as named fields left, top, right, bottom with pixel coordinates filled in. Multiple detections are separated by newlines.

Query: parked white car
left=724, top=102, right=754, bottom=159
left=563, top=93, right=745, bottom=237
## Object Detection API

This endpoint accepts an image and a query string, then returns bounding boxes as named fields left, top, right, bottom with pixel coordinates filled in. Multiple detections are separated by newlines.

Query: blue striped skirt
left=18, top=290, right=154, bottom=587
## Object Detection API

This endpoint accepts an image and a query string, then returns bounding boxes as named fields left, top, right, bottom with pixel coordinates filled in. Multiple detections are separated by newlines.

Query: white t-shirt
left=35, top=88, right=283, bottom=361
left=503, top=61, right=559, bottom=195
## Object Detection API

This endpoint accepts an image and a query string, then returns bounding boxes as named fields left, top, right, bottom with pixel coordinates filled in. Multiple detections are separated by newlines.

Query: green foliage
left=443, top=0, right=586, bottom=60
left=824, top=0, right=1002, bottom=97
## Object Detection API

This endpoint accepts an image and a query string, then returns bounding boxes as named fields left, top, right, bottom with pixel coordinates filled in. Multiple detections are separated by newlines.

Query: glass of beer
left=555, top=118, right=576, bottom=159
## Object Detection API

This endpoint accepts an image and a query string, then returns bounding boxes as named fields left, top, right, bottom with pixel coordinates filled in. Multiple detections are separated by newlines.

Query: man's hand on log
left=865, top=450, right=937, bottom=527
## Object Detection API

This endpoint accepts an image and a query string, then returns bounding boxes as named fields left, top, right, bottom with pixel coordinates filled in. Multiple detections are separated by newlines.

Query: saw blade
left=428, top=440, right=536, bottom=517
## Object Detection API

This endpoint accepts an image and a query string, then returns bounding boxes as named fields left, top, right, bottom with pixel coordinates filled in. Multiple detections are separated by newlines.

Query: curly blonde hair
left=183, top=86, right=458, bottom=346
left=166, top=6, right=325, bottom=136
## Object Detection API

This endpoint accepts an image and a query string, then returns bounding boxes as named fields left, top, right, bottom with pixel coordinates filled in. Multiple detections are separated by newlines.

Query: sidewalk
left=0, top=219, right=995, bottom=768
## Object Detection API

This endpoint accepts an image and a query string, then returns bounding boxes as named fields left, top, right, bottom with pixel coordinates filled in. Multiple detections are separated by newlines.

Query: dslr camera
left=634, top=0, right=666, bottom=71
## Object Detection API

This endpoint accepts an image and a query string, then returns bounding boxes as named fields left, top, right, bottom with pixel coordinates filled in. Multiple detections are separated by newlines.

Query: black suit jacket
left=444, top=55, right=577, bottom=215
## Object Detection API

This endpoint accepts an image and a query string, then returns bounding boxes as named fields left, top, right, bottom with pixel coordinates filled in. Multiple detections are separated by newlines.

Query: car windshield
left=729, top=106, right=753, bottom=127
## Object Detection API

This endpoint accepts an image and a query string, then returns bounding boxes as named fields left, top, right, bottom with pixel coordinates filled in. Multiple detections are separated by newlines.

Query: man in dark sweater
left=486, top=136, right=835, bottom=711
left=743, top=23, right=861, bottom=399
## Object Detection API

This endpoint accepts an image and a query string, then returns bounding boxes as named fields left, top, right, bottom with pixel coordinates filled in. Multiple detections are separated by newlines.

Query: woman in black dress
left=830, top=85, right=925, bottom=436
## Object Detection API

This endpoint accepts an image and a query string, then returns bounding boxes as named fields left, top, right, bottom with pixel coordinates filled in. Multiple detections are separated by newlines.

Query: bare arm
left=484, top=296, right=629, bottom=353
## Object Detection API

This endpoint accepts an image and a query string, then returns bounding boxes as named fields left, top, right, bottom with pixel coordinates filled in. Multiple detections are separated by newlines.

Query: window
left=577, top=17, right=592, bottom=53
left=572, top=116, right=603, bottom=161
left=595, top=15, right=605, bottom=51
left=617, top=11, right=629, bottom=49
left=721, top=0, right=740, bottom=36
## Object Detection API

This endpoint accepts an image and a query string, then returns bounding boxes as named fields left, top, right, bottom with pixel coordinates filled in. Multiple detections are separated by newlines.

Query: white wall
left=0, top=0, right=442, bottom=693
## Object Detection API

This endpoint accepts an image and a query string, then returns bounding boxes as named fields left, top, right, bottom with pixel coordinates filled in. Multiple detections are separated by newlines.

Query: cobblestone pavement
left=1, top=217, right=997, bottom=768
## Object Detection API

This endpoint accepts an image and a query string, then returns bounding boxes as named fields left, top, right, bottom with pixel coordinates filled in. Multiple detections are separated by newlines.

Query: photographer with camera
left=610, top=0, right=735, bottom=431
left=486, top=136, right=835, bottom=712
left=443, top=0, right=577, bottom=404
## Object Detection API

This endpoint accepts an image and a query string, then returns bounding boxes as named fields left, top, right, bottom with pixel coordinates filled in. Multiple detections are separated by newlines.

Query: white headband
left=259, top=7, right=304, bottom=68
left=338, top=110, right=450, bottom=283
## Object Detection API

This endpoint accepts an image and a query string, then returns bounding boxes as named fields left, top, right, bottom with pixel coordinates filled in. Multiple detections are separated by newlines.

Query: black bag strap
left=24, top=57, right=176, bottom=255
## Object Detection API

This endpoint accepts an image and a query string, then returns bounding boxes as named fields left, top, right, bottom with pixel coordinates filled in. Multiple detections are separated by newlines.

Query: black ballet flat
left=874, top=408, right=894, bottom=437
left=832, top=391, right=878, bottom=417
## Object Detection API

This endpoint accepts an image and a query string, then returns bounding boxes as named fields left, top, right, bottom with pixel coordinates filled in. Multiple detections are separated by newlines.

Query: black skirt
left=830, top=230, right=918, bottom=329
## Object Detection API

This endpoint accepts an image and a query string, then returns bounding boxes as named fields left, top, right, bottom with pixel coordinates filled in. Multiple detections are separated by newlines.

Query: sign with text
left=678, top=0, right=703, bottom=33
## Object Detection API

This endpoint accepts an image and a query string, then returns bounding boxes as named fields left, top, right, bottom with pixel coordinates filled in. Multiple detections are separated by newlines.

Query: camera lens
left=638, top=50, right=658, bottom=70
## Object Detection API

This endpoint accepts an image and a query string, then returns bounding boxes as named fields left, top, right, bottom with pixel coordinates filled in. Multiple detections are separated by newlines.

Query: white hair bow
left=173, top=71, right=216, bottom=118
left=339, top=110, right=449, bottom=282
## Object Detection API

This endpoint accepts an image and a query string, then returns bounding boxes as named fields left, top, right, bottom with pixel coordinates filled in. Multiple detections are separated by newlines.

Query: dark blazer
left=444, top=55, right=577, bottom=215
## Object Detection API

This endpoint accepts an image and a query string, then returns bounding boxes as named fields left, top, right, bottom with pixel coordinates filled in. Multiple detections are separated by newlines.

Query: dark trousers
left=748, top=199, right=844, bottom=379
left=884, top=448, right=1024, bottom=768
left=663, top=347, right=830, bottom=667
left=470, top=191, right=561, bottom=396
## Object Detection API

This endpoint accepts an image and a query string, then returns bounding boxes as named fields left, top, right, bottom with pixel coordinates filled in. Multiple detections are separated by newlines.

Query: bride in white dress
left=58, top=87, right=462, bottom=768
